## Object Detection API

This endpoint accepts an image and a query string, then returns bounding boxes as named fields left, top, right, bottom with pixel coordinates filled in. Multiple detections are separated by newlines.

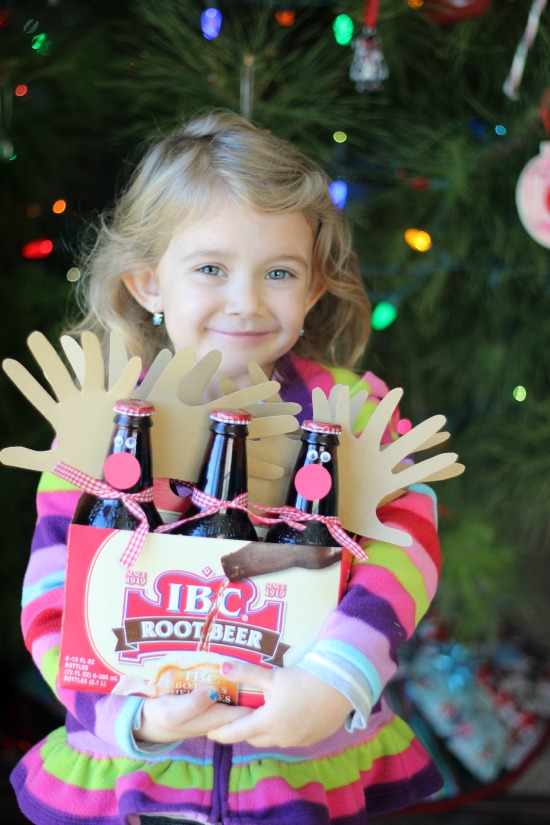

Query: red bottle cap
left=302, top=420, right=342, bottom=435
left=113, top=398, right=156, bottom=417
left=210, top=409, right=251, bottom=425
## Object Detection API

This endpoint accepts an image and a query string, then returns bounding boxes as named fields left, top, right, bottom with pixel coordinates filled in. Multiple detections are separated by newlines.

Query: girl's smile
left=123, top=202, right=324, bottom=391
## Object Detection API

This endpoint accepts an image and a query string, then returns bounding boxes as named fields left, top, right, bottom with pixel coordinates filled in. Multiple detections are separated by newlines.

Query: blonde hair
left=70, top=110, right=371, bottom=368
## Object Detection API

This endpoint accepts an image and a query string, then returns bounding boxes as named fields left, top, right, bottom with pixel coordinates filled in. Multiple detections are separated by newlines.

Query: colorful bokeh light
left=22, top=238, right=54, bottom=259
left=372, top=302, right=398, bottom=330
left=333, top=130, right=347, bottom=143
left=333, top=14, right=354, bottom=46
left=201, top=8, right=222, bottom=40
left=328, top=180, right=348, bottom=209
left=275, top=10, right=296, bottom=26
left=404, top=228, right=432, bottom=252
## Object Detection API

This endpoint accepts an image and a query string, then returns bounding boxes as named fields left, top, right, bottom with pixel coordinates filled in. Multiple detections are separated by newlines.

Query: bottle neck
left=286, top=433, right=338, bottom=517
left=105, top=415, right=154, bottom=494
left=196, top=422, right=249, bottom=503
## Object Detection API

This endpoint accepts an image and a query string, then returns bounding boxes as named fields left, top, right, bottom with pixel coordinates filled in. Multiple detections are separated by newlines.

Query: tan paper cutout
left=1, top=331, right=142, bottom=477
left=1, top=331, right=299, bottom=485
left=312, top=384, right=464, bottom=546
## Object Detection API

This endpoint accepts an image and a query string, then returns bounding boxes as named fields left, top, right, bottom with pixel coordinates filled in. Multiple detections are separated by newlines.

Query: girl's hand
left=135, top=689, right=252, bottom=744
left=206, top=662, right=353, bottom=748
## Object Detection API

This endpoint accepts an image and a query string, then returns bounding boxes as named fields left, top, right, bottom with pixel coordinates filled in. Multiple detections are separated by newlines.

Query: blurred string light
left=513, top=385, right=527, bottom=401
left=371, top=301, right=398, bottom=330
left=275, top=10, right=296, bottom=27
left=495, top=124, right=507, bottom=136
left=52, top=199, right=66, bottom=214
left=328, top=180, right=348, bottom=209
left=23, top=19, right=39, bottom=34
left=66, top=267, right=80, bottom=282
left=31, top=33, right=51, bottom=54
left=1, top=142, right=16, bottom=161
left=333, top=130, right=347, bottom=143
left=15, top=85, right=28, bottom=97
left=201, top=8, right=222, bottom=40
left=333, top=13, right=354, bottom=46
left=22, top=238, right=53, bottom=259
left=404, top=228, right=432, bottom=252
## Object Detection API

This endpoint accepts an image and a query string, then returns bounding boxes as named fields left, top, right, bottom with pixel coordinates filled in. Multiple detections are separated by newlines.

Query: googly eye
left=113, top=435, right=124, bottom=448
left=320, top=451, right=331, bottom=463
left=307, top=448, right=319, bottom=461
left=125, top=436, right=137, bottom=450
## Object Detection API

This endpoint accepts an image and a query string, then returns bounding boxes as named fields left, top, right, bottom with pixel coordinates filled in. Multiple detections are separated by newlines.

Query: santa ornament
left=350, top=0, right=389, bottom=93
left=515, top=142, right=550, bottom=249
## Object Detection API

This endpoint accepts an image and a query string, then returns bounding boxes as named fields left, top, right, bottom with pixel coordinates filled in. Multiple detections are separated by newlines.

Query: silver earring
left=299, top=327, right=305, bottom=337
left=152, top=311, right=164, bottom=328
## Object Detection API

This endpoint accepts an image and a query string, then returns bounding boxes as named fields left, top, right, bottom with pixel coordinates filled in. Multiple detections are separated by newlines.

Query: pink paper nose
left=103, top=452, right=142, bottom=491
left=294, top=463, right=332, bottom=502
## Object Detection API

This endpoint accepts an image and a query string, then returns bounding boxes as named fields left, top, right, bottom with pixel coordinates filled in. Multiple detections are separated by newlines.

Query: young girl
left=11, top=111, right=443, bottom=825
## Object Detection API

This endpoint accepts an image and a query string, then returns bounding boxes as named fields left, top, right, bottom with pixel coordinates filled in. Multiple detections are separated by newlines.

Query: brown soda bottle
left=265, top=420, right=342, bottom=547
left=72, top=398, right=163, bottom=531
left=172, top=409, right=258, bottom=541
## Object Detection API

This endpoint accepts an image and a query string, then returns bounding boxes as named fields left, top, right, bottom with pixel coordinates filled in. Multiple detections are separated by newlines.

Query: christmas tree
left=2, top=0, right=550, bottom=674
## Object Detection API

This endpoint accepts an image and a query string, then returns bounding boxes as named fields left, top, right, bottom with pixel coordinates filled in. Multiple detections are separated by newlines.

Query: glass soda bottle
left=172, top=409, right=258, bottom=540
left=72, top=398, right=163, bottom=531
left=265, top=420, right=342, bottom=546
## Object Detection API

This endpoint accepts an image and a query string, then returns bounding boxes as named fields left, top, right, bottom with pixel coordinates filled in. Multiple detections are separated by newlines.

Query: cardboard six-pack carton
left=58, top=524, right=351, bottom=705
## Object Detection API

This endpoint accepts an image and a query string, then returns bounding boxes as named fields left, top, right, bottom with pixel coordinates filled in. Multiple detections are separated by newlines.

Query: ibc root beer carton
left=58, top=525, right=351, bottom=706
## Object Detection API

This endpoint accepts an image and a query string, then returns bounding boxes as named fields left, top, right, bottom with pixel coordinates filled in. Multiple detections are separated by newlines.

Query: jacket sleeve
left=299, top=484, right=440, bottom=728
left=298, top=367, right=440, bottom=728
left=21, top=472, right=149, bottom=755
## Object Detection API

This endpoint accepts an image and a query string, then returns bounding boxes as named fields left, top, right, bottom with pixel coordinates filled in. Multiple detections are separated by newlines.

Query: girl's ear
left=121, top=269, right=162, bottom=314
left=305, top=276, right=327, bottom=313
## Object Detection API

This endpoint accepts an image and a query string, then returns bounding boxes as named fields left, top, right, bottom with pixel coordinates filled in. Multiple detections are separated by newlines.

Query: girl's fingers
left=219, top=660, right=273, bottom=691
left=206, top=715, right=260, bottom=744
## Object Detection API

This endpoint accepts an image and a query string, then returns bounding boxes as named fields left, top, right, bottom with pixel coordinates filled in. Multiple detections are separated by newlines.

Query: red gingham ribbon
left=52, top=461, right=155, bottom=570
left=252, top=503, right=368, bottom=562
left=157, top=487, right=253, bottom=534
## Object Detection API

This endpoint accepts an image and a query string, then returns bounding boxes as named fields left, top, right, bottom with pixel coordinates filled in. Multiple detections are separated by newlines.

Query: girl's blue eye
left=199, top=265, right=222, bottom=276
left=267, top=268, right=292, bottom=281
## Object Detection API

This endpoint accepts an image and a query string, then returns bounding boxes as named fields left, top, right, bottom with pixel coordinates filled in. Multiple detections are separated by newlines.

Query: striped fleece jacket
left=10, top=351, right=443, bottom=824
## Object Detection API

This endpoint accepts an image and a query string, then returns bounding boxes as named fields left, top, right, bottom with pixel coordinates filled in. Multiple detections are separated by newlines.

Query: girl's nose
left=223, top=278, right=264, bottom=318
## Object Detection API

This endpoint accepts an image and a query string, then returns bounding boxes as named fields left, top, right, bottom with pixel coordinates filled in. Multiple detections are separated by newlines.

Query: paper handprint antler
left=1, top=331, right=300, bottom=485
left=1, top=331, right=143, bottom=477
left=312, top=384, right=465, bottom=546
left=2, top=331, right=463, bottom=548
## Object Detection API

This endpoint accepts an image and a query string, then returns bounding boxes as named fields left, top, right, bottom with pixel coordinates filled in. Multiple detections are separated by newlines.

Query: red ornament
left=423, top=0, right=492, bottom=25
left=516, top=142, right=550, bottom=249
